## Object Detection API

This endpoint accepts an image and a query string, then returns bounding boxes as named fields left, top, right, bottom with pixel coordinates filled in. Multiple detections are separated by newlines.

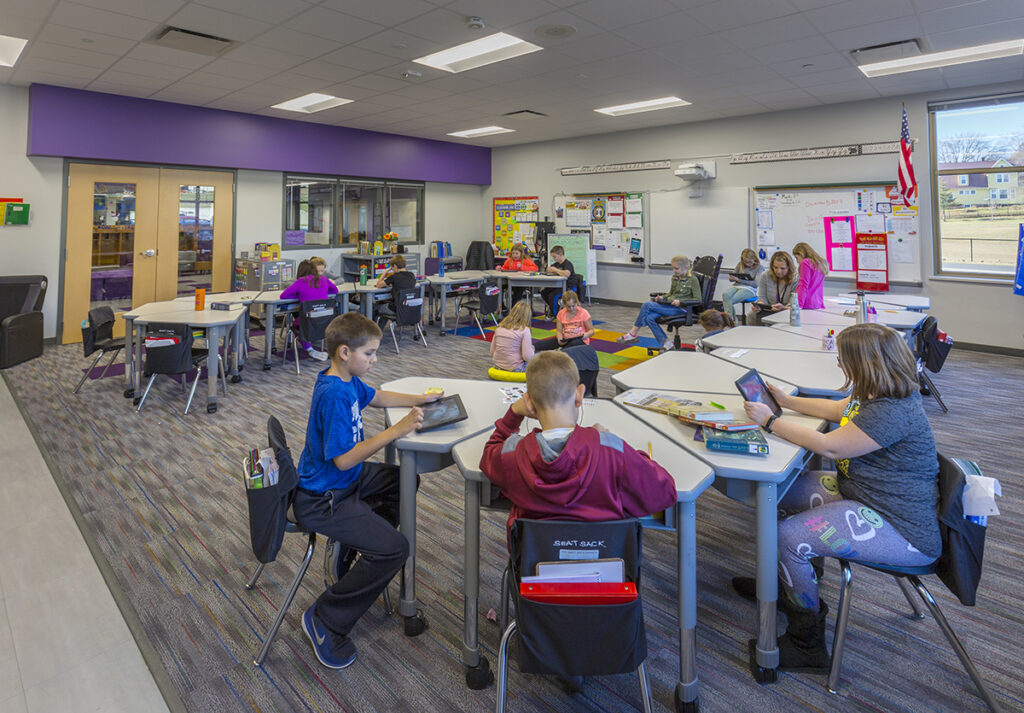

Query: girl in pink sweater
left=793, top=242, right=828, bottom=309
left=490, top=299, right=535, bottom=372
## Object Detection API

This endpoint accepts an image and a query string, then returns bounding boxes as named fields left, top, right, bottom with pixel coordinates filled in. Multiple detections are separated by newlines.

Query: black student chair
left=914, top=315, right=952, bottom=413
left=74, top=306, right=122, bottom=393
left=283, top=298, right=335, bottom=375
left=136, top=323, right=226, bottom=415
left=0, top=275, right=47, bottom=368
left=826, top=454, right=1000, bottom=712
left=456, top=281, right=502, bottom=338
left=495, top=518, right=653, bottom=713
left=379, top=287, right=428, bottom=353
left=649, top=254, right=722, bottom=354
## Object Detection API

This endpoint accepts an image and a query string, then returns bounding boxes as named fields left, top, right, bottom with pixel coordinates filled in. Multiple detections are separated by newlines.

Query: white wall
left=485, top=82, right=1024, bottom=351
left=0, top=85, right=65, bottom=338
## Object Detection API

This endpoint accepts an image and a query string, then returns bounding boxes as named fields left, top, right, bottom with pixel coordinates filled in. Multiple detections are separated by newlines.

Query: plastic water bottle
left=438, top=258, right=445, bottom=277
left=789, top=290, right=801, bottom=326
left=359, top=265, right=367, bottom=285
left=855, top=293, right=866, bottom=324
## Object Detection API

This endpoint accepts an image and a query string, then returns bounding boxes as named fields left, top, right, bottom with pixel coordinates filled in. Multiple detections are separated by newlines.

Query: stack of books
left=242, top=447, right=280, bottom=489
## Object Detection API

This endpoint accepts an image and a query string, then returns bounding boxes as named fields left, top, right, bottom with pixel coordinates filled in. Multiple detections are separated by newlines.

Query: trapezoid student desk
left=255, top=286, right=355, bottom=370
left=613, top=388, right=826, bottom=688
left=709, top=346, right=850, bottom=398
left=839, top=291, right=930, bottom=311
left=494, top=271, right=566, bottom=311
left=701, top=325, right=829, bottom=353
left=424, top=270, right=486, bottom=335
left=763, top=306, right=926, bottom=333
left=451, top=398, right=714, bottom=707
left=379, top=377, right=513, bottom=637
left=610, top=350, right=799, bottom=396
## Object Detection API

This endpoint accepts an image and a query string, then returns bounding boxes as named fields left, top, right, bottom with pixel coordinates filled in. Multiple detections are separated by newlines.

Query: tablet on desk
left=417, top=394, right=468, bottom=432
left=735, top=368, right=782, bottom=417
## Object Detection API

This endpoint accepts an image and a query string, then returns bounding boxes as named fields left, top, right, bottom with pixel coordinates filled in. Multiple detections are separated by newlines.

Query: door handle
left=139, top=249, right=156, bottom=257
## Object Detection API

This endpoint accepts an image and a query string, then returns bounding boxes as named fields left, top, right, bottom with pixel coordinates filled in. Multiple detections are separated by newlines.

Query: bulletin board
left=753, top=183, right=920, bottom=284
left=493, top=196, right=539, bottom=252
left=563, top=192, right=645, bottom=264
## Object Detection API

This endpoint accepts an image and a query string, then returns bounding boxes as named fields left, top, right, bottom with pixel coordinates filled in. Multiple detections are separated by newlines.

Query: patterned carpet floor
left=5, top=303, right=1023, bottom=713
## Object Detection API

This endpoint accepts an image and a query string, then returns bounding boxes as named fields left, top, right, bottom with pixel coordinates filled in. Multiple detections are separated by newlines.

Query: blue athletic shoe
left=302, top=606, right=357, bottom=669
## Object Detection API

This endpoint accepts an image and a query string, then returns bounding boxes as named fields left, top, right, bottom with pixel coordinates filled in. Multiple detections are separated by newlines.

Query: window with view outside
left=933, top=97, right=1024, bottom=276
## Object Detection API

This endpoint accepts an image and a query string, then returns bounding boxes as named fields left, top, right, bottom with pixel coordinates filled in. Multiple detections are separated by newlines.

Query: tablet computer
left=417, top=394, right=469, bottom=432
left=735, top=368, right=782, bottom=417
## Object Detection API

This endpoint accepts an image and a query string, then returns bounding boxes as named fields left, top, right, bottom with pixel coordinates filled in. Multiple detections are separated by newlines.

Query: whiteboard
left=649, top=187, right=750, bottom=266
left=752, top=185, right=921, bottom=284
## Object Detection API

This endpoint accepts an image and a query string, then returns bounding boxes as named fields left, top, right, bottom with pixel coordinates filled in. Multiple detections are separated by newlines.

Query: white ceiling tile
left=771, top=51, right=853, bottom=77
left=350, top=29, right=446, bottom=61
left=10, top=69, right=90, bottom=88
left=790, top=65, right=867, bottom=86
left=503, top=10, right=606, bottom=46
left=23, top=41, right=120, bottom=69
left=720, top=13, right=819, bottom=49
left=788, top=0, right=846, bottom=9
left=35, top=24, right=138, bottom=55
left=321, top=0, right=438, bottom=26
left=927, top=18, right=1024, bottom=50
left=910, top=0, right=980, bottom=10
left=318, top=83, right=383, bottom=101
left=71, top=0, right=185, bottom=22
left=943, top=68, right=1024, bottom=88
left=85, top=81, right=157, bottom=97
left=166, top=4, right=272, bottom=42
left=613, top=12, right=709, bottom=46
left=107, top=56, right=193, bottom=81
left=920, top=0, right=1024, bottom=34
left=804, top=85, right=879, bottom=102
left=176, top=70, right=252, bottom=90
left=346, top=72, right=409, bottom=92
left=5, top=0, right=59, bottom=22
left=149, top=81, right=232, bottom=103
left=50, top=2, right=160, bottom=41
left=259, top=71, right=331, bottom=93
left=15, top=56, right=107, bottom=80
left=654, top=33, right=740, bottom=64
left=392, top=7, right=470, bottom=44
left=204, top=93, right=272, bottom=111
left=92, top=68, right=175, bottom=90
left=192, top=0, right=312, bottom=25
left=386, top=83, right=453, bottom=101
left=248, top=27, right=342, bottom=59
left=200, top=57, right=278, bottom=81
left=285, top=6, right=387, bottom=44
left=222, top=43, right=307, bottom=71
left=686, top=0, right=799, bottom=32
left=421, top=73, right=491, bottom=93
left=939, top=55, right=1024, bottom=78
left=874, top=76, right=948, bottom=94
left=748, top=35, right=836, bottom=64
left=127, top=42, right=214, bottom=69
left=554, top=32, right=638, bottom=61
left=824, top=15, right=924, bottom=51
left=566, top=0, right=678, bottom=30
left=288, top=60, right=363, bottom=83
left=2, top=16, right=44, bottom=38
left=320, top=46, right=402, bottom=73
left=805, top=0, right=915, bottom=33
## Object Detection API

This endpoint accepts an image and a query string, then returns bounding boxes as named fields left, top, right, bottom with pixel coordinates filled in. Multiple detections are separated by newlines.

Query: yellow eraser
left=425, top=387, right=444, bottom=395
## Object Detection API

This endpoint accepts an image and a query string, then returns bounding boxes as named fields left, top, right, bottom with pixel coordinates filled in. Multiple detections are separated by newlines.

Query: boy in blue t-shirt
left=294, top=312, right=441, bottom=670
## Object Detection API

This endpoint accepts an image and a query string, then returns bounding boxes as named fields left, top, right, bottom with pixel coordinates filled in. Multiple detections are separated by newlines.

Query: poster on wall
left=493, top=196, right=539, bottom=252
left=854, top=232, right=889, bottom=291
left=823, top=216, right=855, bottom=272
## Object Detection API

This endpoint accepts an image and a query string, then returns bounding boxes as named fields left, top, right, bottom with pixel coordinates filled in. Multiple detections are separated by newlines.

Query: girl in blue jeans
left=617, top=255, right=700, bottom=350
left=738, top=323, right=941, bottom=672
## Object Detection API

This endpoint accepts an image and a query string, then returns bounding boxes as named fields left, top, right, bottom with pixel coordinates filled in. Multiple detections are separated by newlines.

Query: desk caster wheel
left=132, top=397, right=141, bottom=406
left=123, top=389, right=134, bottom=398
left=263, top=364, right=272, bottom=371
left=207, top=404, right=217, bottom=414
left=675, top=696, right=699, bottom=713
left=465, top=658, right=493, bottom=690
left=748, top=640, right=778, bottom=683
left=231, top=375, right=242, bottom=383
left=237, top=364, right=244, bottom=372
left=403, top=611, right=428, bottom=637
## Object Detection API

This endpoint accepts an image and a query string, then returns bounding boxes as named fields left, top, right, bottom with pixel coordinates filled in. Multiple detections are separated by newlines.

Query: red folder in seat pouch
left=519, top=582, right=638, bottom=605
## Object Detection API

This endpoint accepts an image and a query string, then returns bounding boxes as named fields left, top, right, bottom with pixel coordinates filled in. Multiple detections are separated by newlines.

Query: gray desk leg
left=263, top=302, right=276, bottom=370
left=132, top=323, right=144, bottom=406
left=362, top=294, right=373, bottom=321
left=752, top=481, right=780, bottom=682
left=123, top=317, right=135, bottom=398
left=676, top=500, right=700, bottom=710
left=338, top=293, right=348, bottom=315
left=206, top=325, right=220, bottom=413
left=462, top=479, right=493, bottom=688
left=230, top=317, right=242, bottom=382
left=398, top=450, right=427, bottom=635
left=439, top=284, right=448, bottom=336
left=384, top=443, right=396, bottom=466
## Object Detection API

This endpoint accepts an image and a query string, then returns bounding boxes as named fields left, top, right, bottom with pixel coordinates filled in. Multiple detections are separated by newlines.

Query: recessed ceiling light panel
left=414, top=32, right=542, bottom=73
left=857, top=39, right=1024, bottom=77
left=595, top=96, right=691, bottom=116
left=271, top=93, right=352, bottom=113
left=0, top=34, right=28, bottom=67
left=447, top=126, right=515, bottom=138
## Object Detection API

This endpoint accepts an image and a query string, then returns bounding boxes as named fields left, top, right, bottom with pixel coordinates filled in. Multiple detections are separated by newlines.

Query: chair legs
left=73, top=350, right=106, bottom=394
left=389, top=323, right=400, bottom=353
left=920, top=371, right=948, bottom=413
left=136, top=374, right=158, bottom=413
left=828, top=562, right=1002, bottom=713
left=250, top=532, right=317, bottom=667
left=283, top=330, right=301, bottom=375
left=495, top=620, right=517, bottom=713
left=473, top=313, right=486, bottom=339
left=636, top=661, right=654, bottom=713
left=895, top=576, right=925, bottom=619
left=415, top=323, right=428, bottom=348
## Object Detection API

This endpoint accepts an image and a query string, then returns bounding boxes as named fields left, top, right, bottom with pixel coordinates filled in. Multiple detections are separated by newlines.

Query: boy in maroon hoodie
left=480, top=351, right=677, bottom=540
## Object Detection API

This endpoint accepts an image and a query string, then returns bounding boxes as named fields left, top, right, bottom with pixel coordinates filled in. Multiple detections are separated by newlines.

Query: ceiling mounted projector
left=675, top=161, right=716, bottom=181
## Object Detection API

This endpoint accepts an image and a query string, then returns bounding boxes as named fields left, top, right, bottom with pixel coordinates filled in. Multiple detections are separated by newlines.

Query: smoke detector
left=466, top=16, right=485, bottom=30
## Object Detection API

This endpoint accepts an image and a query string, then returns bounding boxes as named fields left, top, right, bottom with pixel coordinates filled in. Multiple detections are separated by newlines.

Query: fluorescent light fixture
left=414, top=32, right=542, bottom=73
left=857, top=39, right=1024, bottom=77
left=0, top=34, right=28, bottom=67
left=595, top=96, right=691, bottom=116
left=447, top=126, right=515, bottom=138
left=271, top=92, right=352, bottom=113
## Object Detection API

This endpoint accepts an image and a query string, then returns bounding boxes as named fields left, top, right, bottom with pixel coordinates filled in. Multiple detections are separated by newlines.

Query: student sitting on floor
left=374, top=254, right=417, bottom=325
left=490, top=299, right=536, bottom=372
left=616, top=255, right=701, bottom=351
left=480, top=350, right=677, bottom=542
left=534, top=291, right=594, bottom=352
left=293, top=313, right=443, bottom=671
left=499, top=245, right=539, bottom=308
left=281, top=258, right=340, bottom=361
left=695, top=309, right=735, bottom=352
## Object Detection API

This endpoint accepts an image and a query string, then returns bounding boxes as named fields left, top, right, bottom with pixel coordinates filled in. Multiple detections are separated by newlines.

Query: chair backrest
left=81, top=306, right=116, bottom=357
left=693, top=254, right=723, bottom=310
left=298, top=298, right=335, bottom=345
left=142, top=322, right=195, bottom=376
left=0, top=275, right=47, bottom=321
left=916, top=315, right=951, bottom=373
left=509, top=518, right=646, bottom=675
left=465, top=240, right=496, bottom=270
left=393, top=287, right=423, bottom=326
left=935, top=453, right=987, bottom=606
left=478, top=281, right=501, bottom=313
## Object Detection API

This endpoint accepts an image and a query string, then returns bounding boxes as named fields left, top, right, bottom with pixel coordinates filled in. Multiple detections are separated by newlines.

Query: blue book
left=700, top=426, right=769, bottom=456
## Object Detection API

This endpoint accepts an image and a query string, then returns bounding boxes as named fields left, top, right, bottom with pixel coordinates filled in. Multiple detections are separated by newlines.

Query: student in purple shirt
left=281, top=258, right=340, bottom=361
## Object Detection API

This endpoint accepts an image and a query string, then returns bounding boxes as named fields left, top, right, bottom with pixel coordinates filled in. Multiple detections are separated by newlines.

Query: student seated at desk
left=540, top=245, right=577, bottom=317
left=294, top=313, right=443, bottom=670
left=722, top=248, right=765, bottom=319
left=490, top=299, right=535, bottom=372
left=281, top=258, right=339, bottom=361
left=750, top=251, right=797, bottom=325
left=735, top=323, right=940, bottom=673
left=616, top=255, right=700, bottom=350
left=499, top=245, right=538, bottom=307
left=481, top=351, right=677, bottom=542
left=534, top=291, right=593, bottom=352
left=793, top=242, right=828, bottom=309
left=694, top=309, right=735, bottom=352
left=374, top=254, right=417, bottom=324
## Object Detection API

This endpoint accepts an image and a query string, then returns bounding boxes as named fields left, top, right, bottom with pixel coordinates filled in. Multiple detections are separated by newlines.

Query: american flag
left=897, top=105, right=917, bottom=206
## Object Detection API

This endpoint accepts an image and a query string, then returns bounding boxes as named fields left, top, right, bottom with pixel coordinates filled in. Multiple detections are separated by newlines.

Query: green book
left=701, top=426, right=769, bottom=456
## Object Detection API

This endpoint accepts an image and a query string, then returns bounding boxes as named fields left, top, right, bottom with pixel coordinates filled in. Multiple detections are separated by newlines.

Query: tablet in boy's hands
left=735, top=369, right=782, bottom=417
left=417, top=394, right=469, bottom=432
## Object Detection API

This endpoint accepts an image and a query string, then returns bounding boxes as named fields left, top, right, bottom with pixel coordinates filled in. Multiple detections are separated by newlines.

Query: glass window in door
left=178, top=185, right=216, bottom=296
left=91, top=182, right=136, bottom=313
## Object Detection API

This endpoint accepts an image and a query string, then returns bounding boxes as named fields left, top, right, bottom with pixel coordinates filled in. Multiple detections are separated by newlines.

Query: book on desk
left=696, top=426, right=769, bottom=456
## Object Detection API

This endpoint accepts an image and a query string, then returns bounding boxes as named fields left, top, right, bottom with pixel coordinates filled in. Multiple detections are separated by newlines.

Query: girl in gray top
left=722, top=248, right=765, bottom=319
left=752, top=251, right=797, bottom=324
left=738, top=323, right=940, bottom=673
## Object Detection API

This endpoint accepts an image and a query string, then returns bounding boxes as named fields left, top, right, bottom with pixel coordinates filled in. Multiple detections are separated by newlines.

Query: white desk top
left=500, top=273, right=564, bottom=282
left=425, top=271, right=486, bottom=284
left=172, top=290, right=263, bottom=305
left=840, top=292, right=930, bottom=309
left=613, top=390, right=824, bottom=482
left=451, top=399, right=714, bottom=502
left=610, top=350, right=799, bottom=396
left=772, top=323, right=849, bottom=339
left=710, top=347, right=849, bottom=397
left=763, top=310, right=855, bottom=326
left=702, top=326, right=827, bottom=353
left=381, top=377, right=514, bottom=454
left=127, top=301, right=247, bottom=327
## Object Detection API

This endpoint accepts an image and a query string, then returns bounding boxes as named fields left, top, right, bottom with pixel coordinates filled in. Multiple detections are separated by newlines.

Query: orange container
left=194, top=288, right=205, bottom=310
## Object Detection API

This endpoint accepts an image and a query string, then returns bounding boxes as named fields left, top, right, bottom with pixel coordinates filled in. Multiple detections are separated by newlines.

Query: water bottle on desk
left=855, top=292, right=867, bottom=324
left=359, top=265, right=367, bottom=285
left=789, top=290, right=801, bottom=326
